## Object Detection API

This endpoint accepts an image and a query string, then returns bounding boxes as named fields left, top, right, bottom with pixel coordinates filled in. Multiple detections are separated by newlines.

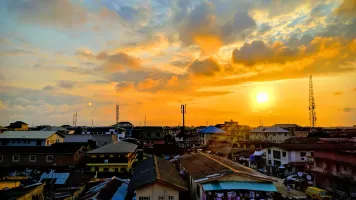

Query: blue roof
left=200, top=126, right=225, bottom=134
left=202, top=181, right=277, bottom=192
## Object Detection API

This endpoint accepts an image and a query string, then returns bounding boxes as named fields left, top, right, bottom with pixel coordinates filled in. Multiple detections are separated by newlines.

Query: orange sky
left=0, top=0, right=355, bottom=127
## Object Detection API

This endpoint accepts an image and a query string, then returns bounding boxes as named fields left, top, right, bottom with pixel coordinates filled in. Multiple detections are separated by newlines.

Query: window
left=104, top=168, right=109, bottom=172
left=29, top=155, right=36, bottom=162
left=104, top=159, right=109, bottom=164
left=268, top=149, right=271, bottom=154
left=158, top=197, right=164, bottom=200
left=282, top=152, right=286, bottom=157
left=138, top=197, right=150, bottom=200
left=300, top=152, right=306, bottom=157
left=311, top=152, right=314, bottom=157
left=46, top=155, right=53, bottom=162
left=275, top=160, right=281, bottom=166
left=273, top=150, right=281, bottom=159
left=12, top=140, right=15, bottom=144
left=169, top=196, right=174, bottom=200
left=156, top=132, right=160, bottom=138
left=268, top=160, right=271, bottom=165
left=0, top=155, right=3, bottom=162
left=288, top=168, right=292, bottom=172
left=13, top=155, right=20, bottom=162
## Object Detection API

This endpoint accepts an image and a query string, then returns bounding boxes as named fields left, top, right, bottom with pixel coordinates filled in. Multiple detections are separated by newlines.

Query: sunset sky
left=0, top=0, right=355, bottom=127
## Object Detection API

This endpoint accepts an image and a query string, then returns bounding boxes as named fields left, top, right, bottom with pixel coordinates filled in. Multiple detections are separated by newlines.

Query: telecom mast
left=309, top=75, right=317, bottom=128
left=73, top=111, right=78, bottom=127
left=116, top=102, right=119, bottom=125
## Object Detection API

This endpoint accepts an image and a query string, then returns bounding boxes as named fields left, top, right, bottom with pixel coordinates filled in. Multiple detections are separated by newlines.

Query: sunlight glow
left=256, top=92, right=269, bottom=104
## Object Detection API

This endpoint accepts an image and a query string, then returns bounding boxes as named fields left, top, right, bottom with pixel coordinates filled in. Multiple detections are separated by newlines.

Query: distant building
left=64, top=134, right=117, bottom=147
left=0, top=143, right=87, bottom=169
left=273, top=124, right=309, bottom=138
left=0, top=131, right=64, bottom=146
left=174, top=129, right=199, bottom=148
left=198, top=126, right=225, bottom=146
left=116, top=121, right=134, bottom=137
left=249, top=126, right=293, bottom=143
left=216, top=120, right=251, bottom=140
left=6, top=121, right=28, bottom=131
left=86, top=141, right=138, bottom=173
left=307, top=146, right=356, bottom=199
left=128, top=156, right=187, bottom=200
left=131, top=126, right=166, bottom=147
left=81, top=126, right=125, bottom=139
left=177, top=152, right=277, bottom=200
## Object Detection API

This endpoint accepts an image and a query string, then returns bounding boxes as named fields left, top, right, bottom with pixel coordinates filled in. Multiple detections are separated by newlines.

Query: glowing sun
left=256, top=92, right=269, bottom=104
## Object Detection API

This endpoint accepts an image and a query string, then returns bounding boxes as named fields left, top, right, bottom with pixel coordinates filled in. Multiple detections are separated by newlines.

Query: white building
left=263, top=144, right=315, bottom=176
left=250, top=126, right=293, bottom=143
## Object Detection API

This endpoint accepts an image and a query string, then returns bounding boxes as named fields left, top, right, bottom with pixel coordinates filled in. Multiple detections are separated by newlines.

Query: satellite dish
left=307, top=175, right=312, bottom=180
left=298, top=172, right=303, bottom=177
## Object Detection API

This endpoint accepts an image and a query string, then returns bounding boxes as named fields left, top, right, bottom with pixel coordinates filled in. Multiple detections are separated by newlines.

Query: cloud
left=97, top=52, right=141, bottom=72
left=344, top=107, right=354, bottom=112
left=333, top=91, right=343, bottom=95
left=179, top=2, right=256, bottom=53
left=57, top=81, right=77, bottom=89
left=75, top=49, right=95, bottom=58
left=137, top=79, right=161, bottom=90
left=115, top=82, right=135, bottom=92
left=6, top=0, right=87, bottom=28
left=189, top=58, right=221, bottom=76
left=0, top=73, right=3, bottom=80
left=43, top=85, right=56, bottom=91
left=0, top=49, right=33, bottom=56
left=335, top=0, right=356, bottom=17
left=353, top=88, right=356, bottom=92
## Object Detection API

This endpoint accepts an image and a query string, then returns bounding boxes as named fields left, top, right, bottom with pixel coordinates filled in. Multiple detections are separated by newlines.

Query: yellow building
left=87, top=140, right=138, bottom=173
left=7, top=121, right=28, bottom=131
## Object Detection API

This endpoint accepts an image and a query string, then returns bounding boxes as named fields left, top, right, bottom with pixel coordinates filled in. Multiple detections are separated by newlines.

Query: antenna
left=92, top=118, right=94, bottom=128
left=73, top=111, right=78, bottom=127
left=181, top=104, right=187, bottom=134
left=144, top=116, right=147, bottom=126
left=309, top=75, right=317, bottom=128
left=116, top=101, right=119, bottom=125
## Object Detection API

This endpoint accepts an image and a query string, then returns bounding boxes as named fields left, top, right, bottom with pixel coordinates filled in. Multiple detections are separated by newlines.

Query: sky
left=0, top=0, right=355, bottom=127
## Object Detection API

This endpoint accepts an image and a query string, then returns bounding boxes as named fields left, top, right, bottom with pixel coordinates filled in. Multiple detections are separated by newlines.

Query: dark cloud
left=285, top=34, right=314, bottom=48
left=333, top=91, right=343, bottom=95
left=259, top=23, right=271, bottom=34
left=221, top=11, right=256, bottom=43
left=115, top=82, right=135, bottom=91
left=189, top=58, right=221, bottom=76
left=6, top=0, right=87, bottom=28
left=43, top=85, right=56, bottom=91
left=319, top=17, right=356, bottom=39
left=344, top=107, right=354, bottom=112
left=170, top=59, right=192, bottom=67
left=57, top=81, right=77, bottom=89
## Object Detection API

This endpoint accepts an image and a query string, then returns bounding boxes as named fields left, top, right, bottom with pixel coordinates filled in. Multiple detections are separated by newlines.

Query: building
left=86, top=141, right=138, bottom=174
left=176, top=152, right=277, bottom=200
left=131, top=126, right=166, bottom=147
left=128, top=156, right=187, bottom=200
left=0, top=143, right=87, bottom=169
left=117, top=121, right=134, bottom=137
left=216, top=120, right=251, bottom=141
left=249, top=126, right=293, bottom=143
left=6, top=121, right=28, bottom=131
left=0, top=131, right=64, bottom=146
left=198, top=126, right=226, bottom=146
left=307, top=146, right=356, bottom=199
left=174, top=130, right=199, bottom=148
left=272, top=124, right=309, bottom=138
left=0, top=182, right=44, bottom=200
left=81, top=126, right=125, bottom=139
left=78, top=176, right=129, bottom=200
left=64, top=134, right=117, bottom=147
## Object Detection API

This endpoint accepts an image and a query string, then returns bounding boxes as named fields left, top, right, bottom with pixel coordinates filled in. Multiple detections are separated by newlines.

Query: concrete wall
left=46, top=133, right=64, bottom=146
left=136, top=182, right=179, bottom=200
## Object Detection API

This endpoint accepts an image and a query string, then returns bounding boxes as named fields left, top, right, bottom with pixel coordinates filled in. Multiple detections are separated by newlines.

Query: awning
left=202, top=181, right=277, bottom=192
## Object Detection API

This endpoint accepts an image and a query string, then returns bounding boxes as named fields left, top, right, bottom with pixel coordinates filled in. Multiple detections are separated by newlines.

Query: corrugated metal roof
left=40, top=170, right=70, bottom=184
left=0, top=131, right=57, bottom=139
left=200, top=126, right=225, bottom=134
left=202, top=181, right=277, bottom=192
left=249, top=126, right=268, bottom=133
left=249, top=126, right=288, bottom=133
left=88, top=140, right=138, bottom=154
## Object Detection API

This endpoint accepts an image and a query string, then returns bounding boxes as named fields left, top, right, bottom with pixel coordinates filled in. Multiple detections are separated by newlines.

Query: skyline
left=0, top=0, right=356, bottom=127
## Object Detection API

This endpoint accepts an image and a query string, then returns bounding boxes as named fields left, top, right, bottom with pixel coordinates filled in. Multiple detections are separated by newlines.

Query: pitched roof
left=79, top=177, right=129, bottom=200
left=178, top=153, right=273, bottom=182
left=249, top=126, right=288, bottom=133
left=272, top=124, right=301, bottom=128
left=88, top=140, right=137, bottom=154
left=200, top=126, right=225, bottom=134
left=128, top=156, right=187, bottom=191
left=0, top=131, right=58, bottom=139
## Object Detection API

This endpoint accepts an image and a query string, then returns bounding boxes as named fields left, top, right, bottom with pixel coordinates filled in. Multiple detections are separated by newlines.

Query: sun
left=88, top=102, right=92, bottom=106
left=256, top=92, right=269, bottom=104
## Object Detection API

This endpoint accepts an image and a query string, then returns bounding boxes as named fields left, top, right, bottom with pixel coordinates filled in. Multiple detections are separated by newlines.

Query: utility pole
left=181, top=104, right=187, bottom=134
left=144, top=116, right=147, bottom=126
left=92, top=118, right=94, bottom=128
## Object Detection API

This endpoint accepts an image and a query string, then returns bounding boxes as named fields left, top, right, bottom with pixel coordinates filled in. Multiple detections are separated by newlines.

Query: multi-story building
left=131, top=126, right=165, bottom=147
left=6, top=121, right=28, bottom=131
left=0, top=131, right=64, bottom=146
left=307, top=146, right=356, bottom=199
left=0, top=143, right=87, bottom=169
left=86, top=140, right=138, bottom=173
left=128, top=156, right=187, bottom=200
left=249, top=126, right=293, bottom=143
left=81, top=126, right=125, bottom=139
left=216, top=120, right=251, bottom=140
left=64, top=134, right=117, bottom=147
left=264, top=144, right=318, bottom=176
